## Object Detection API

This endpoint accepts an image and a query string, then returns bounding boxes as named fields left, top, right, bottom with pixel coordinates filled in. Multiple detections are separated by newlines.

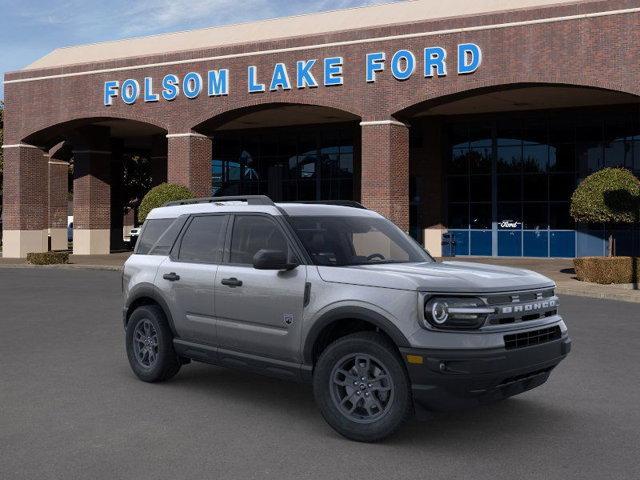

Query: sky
left=0, top=0, right=399, bottom=100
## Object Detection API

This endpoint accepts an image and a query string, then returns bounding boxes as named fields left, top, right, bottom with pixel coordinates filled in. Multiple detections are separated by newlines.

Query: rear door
left=214, top=214, right=307, bottom=362
left=156, top=214, right=229, bottom=346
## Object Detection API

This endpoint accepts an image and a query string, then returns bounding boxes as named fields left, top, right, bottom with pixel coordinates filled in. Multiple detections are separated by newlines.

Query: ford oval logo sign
left=499, top=220, right=521, bottom=229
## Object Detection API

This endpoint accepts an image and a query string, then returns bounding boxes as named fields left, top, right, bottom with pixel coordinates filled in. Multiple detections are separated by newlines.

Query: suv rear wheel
left=313, top=332, right=412, bottom=442
left=126, top=305, right=181, bottom=382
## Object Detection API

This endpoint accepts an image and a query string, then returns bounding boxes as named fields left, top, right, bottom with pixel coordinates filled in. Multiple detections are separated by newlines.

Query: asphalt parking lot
left=1, top=268, right=639, bottom=480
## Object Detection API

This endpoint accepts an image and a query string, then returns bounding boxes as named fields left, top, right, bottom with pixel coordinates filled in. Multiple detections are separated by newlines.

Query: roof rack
left=281, top=200, right=367, bottom=209
left=163, top=195, right=275, bottom=207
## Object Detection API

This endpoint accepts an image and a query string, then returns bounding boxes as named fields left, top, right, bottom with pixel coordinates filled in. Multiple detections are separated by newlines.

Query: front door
left=156, top=214, right=229, bottom=345
left=214, top=214, right=307, bottom=362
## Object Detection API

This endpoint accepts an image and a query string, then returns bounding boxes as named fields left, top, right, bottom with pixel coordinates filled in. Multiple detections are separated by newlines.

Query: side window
left=177, top=215, right=227, bottom=264
left=136, top=218, right=174, bottom=255
left=148, top=216, right=186, bottom=256
left=229, top=215, right=290, bottom=265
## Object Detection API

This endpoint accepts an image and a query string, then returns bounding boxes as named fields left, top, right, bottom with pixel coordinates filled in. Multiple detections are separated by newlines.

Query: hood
left=316, top=261, right=554, bottom=293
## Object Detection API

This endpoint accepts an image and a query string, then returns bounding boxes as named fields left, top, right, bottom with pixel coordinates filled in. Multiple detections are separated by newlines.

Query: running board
left=173, top=339, right=312, bottom=383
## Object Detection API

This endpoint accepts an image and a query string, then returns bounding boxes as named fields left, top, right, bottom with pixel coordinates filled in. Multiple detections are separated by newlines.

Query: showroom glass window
left=211, top=124, right=357, bottom=202
left=445, top=105, right=640, bottom=258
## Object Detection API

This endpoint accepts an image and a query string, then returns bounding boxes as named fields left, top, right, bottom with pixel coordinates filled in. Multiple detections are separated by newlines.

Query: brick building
left=3, top=0, right=640, bottom=257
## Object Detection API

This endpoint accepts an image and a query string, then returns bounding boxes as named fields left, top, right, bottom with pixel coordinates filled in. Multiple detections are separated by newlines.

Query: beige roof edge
left=24, top=0, right=591, bottom=71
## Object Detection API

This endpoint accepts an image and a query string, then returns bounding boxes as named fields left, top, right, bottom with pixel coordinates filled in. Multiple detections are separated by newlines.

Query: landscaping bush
left=570, top=168, right=640, bottom=224
left=138, top=183, right=194, bottom=222
left=27, top=251, right=69, bottom=265
left=574, top=256, right=640, bottom=284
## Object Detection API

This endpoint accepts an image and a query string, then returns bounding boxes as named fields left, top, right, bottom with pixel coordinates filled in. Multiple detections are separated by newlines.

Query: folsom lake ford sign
left=103, top=43, right=482, bottom=106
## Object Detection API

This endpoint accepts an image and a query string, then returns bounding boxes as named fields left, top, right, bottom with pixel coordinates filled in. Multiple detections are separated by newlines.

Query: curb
left=555, top=285, right=640, bottom=304
left=0, top=264, right=123, bottom=272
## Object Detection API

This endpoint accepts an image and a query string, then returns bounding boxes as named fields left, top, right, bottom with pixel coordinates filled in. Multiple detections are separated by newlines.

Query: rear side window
left=148, top=217, right=187, bottom=256
left=177, top=215, right=227, bottom=264
left=136, top=219, right=174, bottom=255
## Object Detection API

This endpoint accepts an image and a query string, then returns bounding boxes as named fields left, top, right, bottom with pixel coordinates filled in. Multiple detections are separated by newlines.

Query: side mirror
left=252, top=249, right=298, bottom=271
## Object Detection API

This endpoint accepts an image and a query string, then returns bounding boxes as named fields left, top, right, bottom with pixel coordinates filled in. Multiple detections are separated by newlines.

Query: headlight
left=423, top=297, right=495, bottom=330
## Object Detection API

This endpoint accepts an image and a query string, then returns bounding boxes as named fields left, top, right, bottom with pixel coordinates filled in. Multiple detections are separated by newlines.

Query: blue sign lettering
left=143, top=77, right=159, bottom=102
left=208, top=69, right=229, bottom=96
left=424, top=47, right=447, bottom=77
left=365, top=52, right=385, bottom=83
left=390, top=50, right=415, bottom=81
left=324, top=57, right=343, bottom=86
left=102, top=44, right=482, bottom=105
left=457, top=43, right=482, bottom=74
left=183, top=72, right=203, bottom=99
left=103, top=80, right=119, bottom=106
left=296, top=59, right=318, bottom=89
left=270, top=63, right=291, bottom=91
left=121, top=79, right=140, bottom=104
left=247, top=66, right=265, bottom=93
left=161, top=74, right=179, bottom=101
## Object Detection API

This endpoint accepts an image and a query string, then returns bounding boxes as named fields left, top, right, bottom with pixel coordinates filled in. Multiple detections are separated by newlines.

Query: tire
left=125, top=305, right=181, bottom=383
left=313, top=331, right=412, bottom=442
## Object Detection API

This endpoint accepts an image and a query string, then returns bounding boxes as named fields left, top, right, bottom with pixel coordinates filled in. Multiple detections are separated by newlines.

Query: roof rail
left=281, top=200, right=367, bottom=209
left=163, top=195, right=275, bottom=207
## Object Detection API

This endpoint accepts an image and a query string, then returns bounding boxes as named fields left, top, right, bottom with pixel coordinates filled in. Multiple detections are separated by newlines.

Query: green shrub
left=27, top=251, right=69, bottom=265
left=138, top=183, right=194, bottom=222
left=570, top=168, right=640, bottom=224
left=574, top=256, right=640, bottom=284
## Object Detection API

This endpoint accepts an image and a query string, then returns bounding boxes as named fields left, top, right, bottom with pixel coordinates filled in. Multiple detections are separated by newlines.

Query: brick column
left=110, top=142, right=125, bottom=251
left=71, top=126, right=112, bottom=255
left=150, top=134, right=168, bottom=187
left=167, top=133, right=212, bottom=197
left=1, top=144, right=49, bottom=257
left=360, top=120, right=410, bottom=232
left=48, top=159, right=69, bottom=251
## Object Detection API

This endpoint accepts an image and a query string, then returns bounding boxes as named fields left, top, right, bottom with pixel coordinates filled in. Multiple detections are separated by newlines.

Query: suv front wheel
left=126, top=305, right=181, bottom=382
left=313, top=332, right=412, bottom=442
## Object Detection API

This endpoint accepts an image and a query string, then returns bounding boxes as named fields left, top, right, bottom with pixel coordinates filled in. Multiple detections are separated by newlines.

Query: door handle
left=163, top=272, right=180, bottom=281
left=221, top=277, right=243, bottom=287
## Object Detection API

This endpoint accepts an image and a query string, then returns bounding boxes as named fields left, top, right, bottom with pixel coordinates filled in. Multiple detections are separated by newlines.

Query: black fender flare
left=124, top=283, right=178, bottom=337
left=302, top=306, right=411, bottom=364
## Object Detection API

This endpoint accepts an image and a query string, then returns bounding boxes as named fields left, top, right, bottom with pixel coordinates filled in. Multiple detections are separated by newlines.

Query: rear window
left=135, top=218, right=175, bottom=255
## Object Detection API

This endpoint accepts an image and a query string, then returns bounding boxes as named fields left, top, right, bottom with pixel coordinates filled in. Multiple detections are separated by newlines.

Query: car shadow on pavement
left=392, top=397, right=571, bottom=446
left=123, top=362, right=575, bottom=445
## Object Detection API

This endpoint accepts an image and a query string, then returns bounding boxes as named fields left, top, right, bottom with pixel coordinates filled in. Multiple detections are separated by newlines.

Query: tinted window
left=290, top=216, right=432, bottom=266
left=136, top=219, right=174, bottom=255
left=229, top=215, right=289, bottom=264
left=148, top=217, right=186, bottom=256
left=177, top=215, right=227, bottom=264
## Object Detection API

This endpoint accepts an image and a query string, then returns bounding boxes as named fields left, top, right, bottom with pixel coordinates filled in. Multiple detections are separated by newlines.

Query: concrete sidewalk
left=1, top=252, right=638, bottom=303
left=0, top=252, right=131, bottom=271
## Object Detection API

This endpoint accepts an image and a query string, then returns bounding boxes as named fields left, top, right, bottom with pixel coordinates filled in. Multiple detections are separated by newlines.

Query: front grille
left=504, top=326, right=561, bottom=350
left=486, top=289, right=558, bottom=326
left=487, top=289, right=554, bottom=305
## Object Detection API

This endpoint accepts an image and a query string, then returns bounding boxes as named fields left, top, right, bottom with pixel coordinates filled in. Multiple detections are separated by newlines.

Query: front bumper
left=400, top=334, right=571, bottom=411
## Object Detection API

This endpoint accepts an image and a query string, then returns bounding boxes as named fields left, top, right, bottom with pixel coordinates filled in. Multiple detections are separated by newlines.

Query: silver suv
left=122, top=195, right=570, bottom=442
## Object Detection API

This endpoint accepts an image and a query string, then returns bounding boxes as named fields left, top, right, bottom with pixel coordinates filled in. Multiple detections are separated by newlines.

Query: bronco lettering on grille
left=501, top=299, right=557, bottom=314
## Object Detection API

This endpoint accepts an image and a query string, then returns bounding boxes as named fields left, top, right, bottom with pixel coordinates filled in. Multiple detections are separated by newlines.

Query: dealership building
left=3, top=0, right=640, bottom=258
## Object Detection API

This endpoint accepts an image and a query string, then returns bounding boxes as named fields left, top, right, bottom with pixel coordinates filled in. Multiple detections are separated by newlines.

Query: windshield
left=289, top=215, right=433, bottom=266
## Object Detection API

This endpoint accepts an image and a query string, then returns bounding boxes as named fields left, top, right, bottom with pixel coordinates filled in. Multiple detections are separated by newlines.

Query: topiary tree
left=570, top=167, right=640, bottom=256
left=138, top=183, right=194, bottom=222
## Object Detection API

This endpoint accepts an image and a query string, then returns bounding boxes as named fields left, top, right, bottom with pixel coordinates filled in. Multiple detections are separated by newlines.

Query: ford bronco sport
left=122, top=195, right=571, bottom=442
